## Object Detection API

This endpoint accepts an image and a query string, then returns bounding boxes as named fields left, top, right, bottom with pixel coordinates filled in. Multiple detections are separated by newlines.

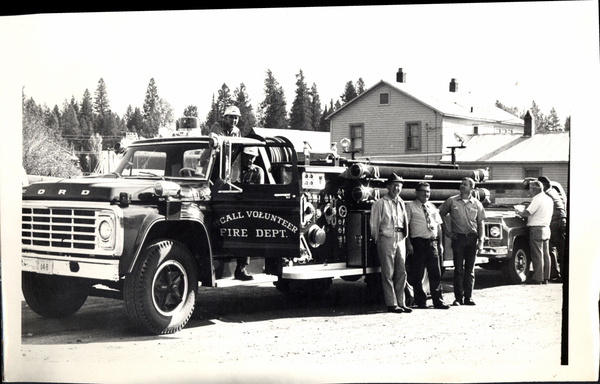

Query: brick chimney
left=396, top=68, right=407, bottom=83
left=449, top=78, right=458, bottom=92
left=523, top=110, right=535, bottom=137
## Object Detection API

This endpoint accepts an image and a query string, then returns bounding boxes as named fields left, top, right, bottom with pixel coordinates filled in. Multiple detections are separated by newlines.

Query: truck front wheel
left=502, top=240, right=530, bottom=284
left=124, top=240, right=198, bottom=335
left=22, top=272, right=89, bottom=318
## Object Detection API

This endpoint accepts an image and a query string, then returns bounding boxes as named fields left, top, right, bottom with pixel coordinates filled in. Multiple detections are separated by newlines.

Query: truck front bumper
left=22, top=252, right=120, bottom=282
left=478, top=246, right=510, bottom=260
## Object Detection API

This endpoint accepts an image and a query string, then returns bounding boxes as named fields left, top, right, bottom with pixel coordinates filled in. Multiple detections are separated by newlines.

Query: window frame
left=405, top=121, right=422, bottom=152
left=379, top=92, right=390, bottom=105
left=349, top=123, right=364, bottom=154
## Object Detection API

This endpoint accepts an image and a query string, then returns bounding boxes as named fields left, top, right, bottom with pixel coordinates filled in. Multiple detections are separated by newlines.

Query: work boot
left=234, top=266, right=254, bottom=281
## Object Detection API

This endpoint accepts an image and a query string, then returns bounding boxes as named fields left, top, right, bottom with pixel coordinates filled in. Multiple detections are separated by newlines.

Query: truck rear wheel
left=22, top=272, right=89, bottom=318
left=124, top=240, right=198, bottom=335
left=503, top=240, right=530, bottom=284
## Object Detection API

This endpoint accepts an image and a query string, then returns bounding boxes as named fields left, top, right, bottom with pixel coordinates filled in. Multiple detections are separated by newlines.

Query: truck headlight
left=488, top=224, right=501, bottom=238
left=98, top=219, right=113, bottom=241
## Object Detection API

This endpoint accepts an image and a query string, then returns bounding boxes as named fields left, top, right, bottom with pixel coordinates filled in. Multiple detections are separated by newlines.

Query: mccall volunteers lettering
left=214, top=210, right=298, bottom=239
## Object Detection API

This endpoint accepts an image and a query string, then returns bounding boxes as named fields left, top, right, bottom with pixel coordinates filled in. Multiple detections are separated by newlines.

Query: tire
left=503, top=239, right=530, bottom=284
left=22, top=272, right=89, bottom=318
left=124, top=240, right=198, bottom=335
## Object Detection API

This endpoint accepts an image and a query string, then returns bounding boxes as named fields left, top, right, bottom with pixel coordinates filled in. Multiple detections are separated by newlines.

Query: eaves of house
left=456, top=132, right=570, bottom=163
left=327, top=79, right=523, bottom=127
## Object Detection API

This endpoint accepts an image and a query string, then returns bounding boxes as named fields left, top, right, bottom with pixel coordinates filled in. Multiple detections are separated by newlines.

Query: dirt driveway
left=17, top=268, right=566, bottom=383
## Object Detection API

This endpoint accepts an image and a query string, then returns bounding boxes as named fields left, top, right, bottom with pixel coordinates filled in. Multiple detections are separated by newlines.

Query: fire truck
left=21, top=132, right=566, bottom=334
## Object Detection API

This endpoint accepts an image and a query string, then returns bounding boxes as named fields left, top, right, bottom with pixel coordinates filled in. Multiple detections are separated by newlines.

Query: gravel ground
left=13, top=268, right=572, bottom=383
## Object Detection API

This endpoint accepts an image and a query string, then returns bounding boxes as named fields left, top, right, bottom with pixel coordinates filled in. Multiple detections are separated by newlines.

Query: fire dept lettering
left=214, top=210, right=298, bottom=239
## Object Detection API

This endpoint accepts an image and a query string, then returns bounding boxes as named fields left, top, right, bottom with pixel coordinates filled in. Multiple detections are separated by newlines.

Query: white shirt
left=525, top=192, right=553, bottom=226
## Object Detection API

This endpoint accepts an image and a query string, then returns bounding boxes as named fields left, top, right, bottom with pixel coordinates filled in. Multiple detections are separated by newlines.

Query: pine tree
left=234, top=83, right=257, bottom=136
left=546, top=107, right=561, bottom=131
left=530, top=101, right=546, bottom=133
left=309, top=83, right=322, bottom=131
left=61, top=101, right=81, bottom=149
left=258, top=69, right=288, bottom=129
left=126, top=107, right=144, bottom=133
left=93, top=78, right=110, bottom=117
left=289, top=69, right=312, bottom=131
left=356, top=78, right=366, bottom=95
left=141, top=78, right=160, bottom=138
left=340, top=81, right=358, bottom=104
left=564, top=116, right=570, bottom=131
left=319, top=104, right=330, bottom=132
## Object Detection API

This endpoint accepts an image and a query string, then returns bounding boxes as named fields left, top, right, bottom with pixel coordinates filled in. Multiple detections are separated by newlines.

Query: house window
left=524, top=168, right=541, bottom=179
left=473, top=126, right=479, bottom=135
left=350, top=124, right=364, bottom=153
left=406, top=122, right=421, bottom=151
left=379, top=93, right=390, bottom=105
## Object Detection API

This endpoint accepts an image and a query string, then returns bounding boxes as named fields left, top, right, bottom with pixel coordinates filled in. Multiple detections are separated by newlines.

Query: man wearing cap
left=241, top=146, right=264, bottom=184
left=211, top=105, right=241, bottom=137
left=370, top=173, right=412, bottom=313
left=406, top=182, right=450, bottom=309
left=516, top=180, right=553, bottom=284
left=439, top=177, right=486, bottom=306
left=538, top=176, right=567, bottom=282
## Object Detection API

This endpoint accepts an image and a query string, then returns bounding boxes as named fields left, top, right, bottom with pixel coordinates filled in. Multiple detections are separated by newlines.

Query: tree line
left=22, top=69, right=365, bottom=177
left=495, top=100, right=570, bottom=132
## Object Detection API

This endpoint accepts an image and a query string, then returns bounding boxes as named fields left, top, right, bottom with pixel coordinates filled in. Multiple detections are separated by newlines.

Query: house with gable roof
left=327, top=68, right=524, bottom=164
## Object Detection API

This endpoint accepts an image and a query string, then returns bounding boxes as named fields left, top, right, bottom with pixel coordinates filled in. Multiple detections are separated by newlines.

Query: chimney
left=523, top=110, right=535, bottom=137
left=449, top=78, right=458, bottom=92
left=396, top=68, right=407, bottom=83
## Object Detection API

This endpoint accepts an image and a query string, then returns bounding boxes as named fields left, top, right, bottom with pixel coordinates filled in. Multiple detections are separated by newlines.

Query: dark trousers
left=549, top=221, right=565, bottom=278
left=407, top=237, right=444, bottom=306
left=451, top=233, right=478, bottom=301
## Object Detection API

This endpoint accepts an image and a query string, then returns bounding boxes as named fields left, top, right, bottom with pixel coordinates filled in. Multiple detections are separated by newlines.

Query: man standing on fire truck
left=210, top=105, right=242, bottom=137
left=439, top=177, right=486, bottom=306
left=210, top=105, right=253, bottom=280
left=406, top=182, right=450, bottom=309
left=370, top=173, right=412, bottom=313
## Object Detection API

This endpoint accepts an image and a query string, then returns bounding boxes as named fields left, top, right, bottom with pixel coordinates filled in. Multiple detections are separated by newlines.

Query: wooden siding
left=330, top=83, right=443, bottom=163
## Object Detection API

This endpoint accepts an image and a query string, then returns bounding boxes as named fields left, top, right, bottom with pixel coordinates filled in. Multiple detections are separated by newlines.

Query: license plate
left=37, top=259, right=53, bottom=274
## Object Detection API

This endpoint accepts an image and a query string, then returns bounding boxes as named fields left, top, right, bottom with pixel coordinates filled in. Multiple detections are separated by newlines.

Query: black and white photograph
left=1, top=2, right=599, bottom=383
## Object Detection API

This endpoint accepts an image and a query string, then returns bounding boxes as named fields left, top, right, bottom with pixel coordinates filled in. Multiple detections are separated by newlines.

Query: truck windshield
left=114, top=142, right=214, bottom=180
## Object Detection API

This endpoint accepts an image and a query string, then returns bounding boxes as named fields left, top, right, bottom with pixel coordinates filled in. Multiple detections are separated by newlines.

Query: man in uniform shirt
left=517, top=180, right=554, bottom=284
left=439, top=177, right=486, bottom=306
left=406, top=182, right=450, bottom=309
left=370, top=173, right=412, bottom=313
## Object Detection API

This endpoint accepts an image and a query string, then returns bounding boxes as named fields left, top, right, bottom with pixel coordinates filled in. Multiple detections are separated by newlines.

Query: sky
left=2, top=2, right=598, bottom=123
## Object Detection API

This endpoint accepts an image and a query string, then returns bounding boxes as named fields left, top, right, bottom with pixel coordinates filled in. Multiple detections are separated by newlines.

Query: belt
left=394, top=227, right=405, bottom=233
left=411, top=237, right=438, bottom=242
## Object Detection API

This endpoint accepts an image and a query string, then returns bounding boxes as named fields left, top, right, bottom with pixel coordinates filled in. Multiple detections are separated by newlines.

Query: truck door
left=211, top=138, right=301, bottom=260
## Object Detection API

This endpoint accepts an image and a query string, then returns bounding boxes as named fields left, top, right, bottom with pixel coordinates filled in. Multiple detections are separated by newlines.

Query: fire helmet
left=224, top=105, right=241, bottom=117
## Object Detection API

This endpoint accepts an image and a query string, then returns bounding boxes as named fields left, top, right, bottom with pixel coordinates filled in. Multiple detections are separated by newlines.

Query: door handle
left=274, top=193, right=292, bottom=199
